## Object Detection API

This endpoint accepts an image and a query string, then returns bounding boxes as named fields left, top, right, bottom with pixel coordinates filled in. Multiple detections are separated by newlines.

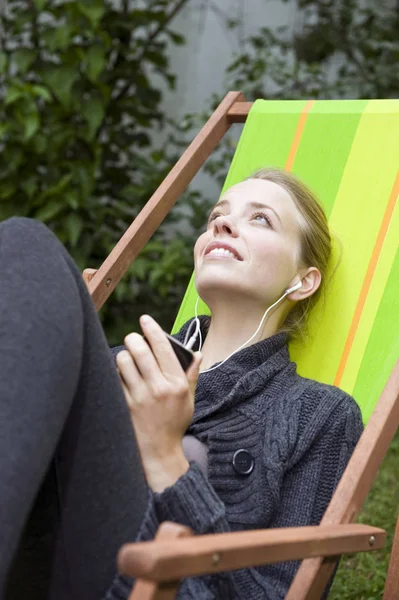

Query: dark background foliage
left=0, top=0, right=213, bottom=344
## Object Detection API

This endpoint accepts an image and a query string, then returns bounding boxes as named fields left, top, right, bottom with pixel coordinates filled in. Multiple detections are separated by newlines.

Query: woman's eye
left=208, top=211, right=223, bottom=224
left=251, top=212, right=272, bottom=227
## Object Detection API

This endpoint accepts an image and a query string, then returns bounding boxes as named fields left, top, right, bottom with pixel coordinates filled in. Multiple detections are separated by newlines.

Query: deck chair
left=83, top=93, right=399, bottom=599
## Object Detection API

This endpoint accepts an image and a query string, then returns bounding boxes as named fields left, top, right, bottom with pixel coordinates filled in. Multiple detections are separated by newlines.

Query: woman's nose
left=213, top=214, right=239, bottom=237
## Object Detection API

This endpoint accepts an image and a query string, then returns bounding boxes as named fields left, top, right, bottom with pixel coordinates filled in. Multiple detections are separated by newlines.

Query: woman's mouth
left=204, top=242, right=243, bottom=261
left=207, top=248, right=237, bottom=259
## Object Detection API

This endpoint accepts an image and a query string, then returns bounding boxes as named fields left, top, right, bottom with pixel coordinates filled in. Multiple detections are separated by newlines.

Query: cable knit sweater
left=106, top=318, right=364, bottom=600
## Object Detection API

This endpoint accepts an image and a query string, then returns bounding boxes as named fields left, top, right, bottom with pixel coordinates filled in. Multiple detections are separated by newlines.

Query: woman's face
left=194, top=178, right=306, bottom=307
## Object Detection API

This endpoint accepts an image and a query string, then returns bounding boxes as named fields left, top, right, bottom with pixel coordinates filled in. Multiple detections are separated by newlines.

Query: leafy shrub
left=0, top=0, right=213, bottom=344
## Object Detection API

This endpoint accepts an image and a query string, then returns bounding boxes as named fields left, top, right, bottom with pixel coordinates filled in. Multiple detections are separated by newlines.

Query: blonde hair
left=249, top=167, right=332, bottom=342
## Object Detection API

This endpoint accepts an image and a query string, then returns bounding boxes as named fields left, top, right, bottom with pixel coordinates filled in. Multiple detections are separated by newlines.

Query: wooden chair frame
left=121, top=523, right=386, bottom=600
left=82, top=92, right=399, bottom=599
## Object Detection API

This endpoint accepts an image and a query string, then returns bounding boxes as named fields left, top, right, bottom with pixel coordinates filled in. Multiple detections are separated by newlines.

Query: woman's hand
left=116, top=315, right=202, bottom=493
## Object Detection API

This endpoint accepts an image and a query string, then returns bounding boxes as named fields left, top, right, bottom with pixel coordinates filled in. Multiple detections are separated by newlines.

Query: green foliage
left=0, top=0, right=212, bottom=344
left=223, top=0, right=399, bottom=100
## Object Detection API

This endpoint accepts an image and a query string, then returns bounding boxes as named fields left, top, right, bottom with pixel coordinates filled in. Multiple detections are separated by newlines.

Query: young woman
left=0, top=168, right=363, bottom=600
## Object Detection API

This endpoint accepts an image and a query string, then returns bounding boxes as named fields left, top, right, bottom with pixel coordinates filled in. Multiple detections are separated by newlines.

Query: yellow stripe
left=340, top=176, right=399, bottom=393
left=334, top=168, right=399, bottom=387
left=291, top=101, right=399, bottom=384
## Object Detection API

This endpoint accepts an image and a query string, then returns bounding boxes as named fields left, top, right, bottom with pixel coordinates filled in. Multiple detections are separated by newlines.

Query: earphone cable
left=198, top=289, right=290, bottom=374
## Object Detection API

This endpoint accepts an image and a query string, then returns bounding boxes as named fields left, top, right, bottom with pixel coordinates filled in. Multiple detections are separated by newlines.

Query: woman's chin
left=196, top=278, right=247, bottom=304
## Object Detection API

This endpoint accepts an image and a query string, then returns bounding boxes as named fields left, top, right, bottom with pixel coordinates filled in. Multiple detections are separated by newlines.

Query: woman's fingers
left=121, top=317, right=197, bottom=412
left=139, top=315, right=184, bottom=377
left=123, top=331, right=167, bottom=387
left=116, top=349, right=142, bottom=392
left=118, top=320, right=199, bottom=479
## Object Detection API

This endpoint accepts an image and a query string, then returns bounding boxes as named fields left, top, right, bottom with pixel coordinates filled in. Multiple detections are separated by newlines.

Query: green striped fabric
left=172, top=100, right=399, bottom=423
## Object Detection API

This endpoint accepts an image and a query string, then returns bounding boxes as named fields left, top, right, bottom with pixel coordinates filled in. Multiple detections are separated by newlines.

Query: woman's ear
left=287, top=267, right=321, bottom=301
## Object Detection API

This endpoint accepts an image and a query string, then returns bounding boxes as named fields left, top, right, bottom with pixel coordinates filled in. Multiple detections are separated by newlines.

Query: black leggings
left=0, top=218, right=147, bottom=600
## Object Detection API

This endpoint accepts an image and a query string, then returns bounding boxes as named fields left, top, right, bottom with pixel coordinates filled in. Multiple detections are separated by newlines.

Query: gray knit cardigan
left=106, top=318, right=364, bottom=599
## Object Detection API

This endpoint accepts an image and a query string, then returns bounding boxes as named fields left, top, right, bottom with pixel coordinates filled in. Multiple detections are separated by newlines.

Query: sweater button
left=232, top=449, right=254, bottom=475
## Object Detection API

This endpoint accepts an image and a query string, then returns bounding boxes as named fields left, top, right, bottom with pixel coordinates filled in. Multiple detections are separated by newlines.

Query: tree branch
left=139, top=0, right=189, bottom=58
left=111, top=0, right=191, bottom=104
left=335, top=27, right=372, bottom=84
left=0, top=0, right=5, bottom=51
left=28, top=0, right=40, bottom=50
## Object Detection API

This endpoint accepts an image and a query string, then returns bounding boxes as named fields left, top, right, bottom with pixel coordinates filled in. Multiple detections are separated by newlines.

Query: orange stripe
left=285, top=100, right=315, bottom=171
left=334, top=169, right=399, bottom=386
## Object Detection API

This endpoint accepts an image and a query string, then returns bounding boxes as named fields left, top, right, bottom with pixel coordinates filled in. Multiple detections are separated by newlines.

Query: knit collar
left=176, top=317, right=294, bottom=427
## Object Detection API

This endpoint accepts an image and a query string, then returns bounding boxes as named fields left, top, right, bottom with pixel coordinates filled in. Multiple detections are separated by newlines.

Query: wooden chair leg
left=383, top=511, right=399, bottom=600
left=123, top=522, right=194, bottom=600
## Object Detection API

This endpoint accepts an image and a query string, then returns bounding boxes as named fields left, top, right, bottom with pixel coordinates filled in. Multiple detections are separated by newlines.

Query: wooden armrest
left=118, top=522, right=385, bottom=583
left=227, top=101, right=253, bottom=122
left=82, top=268, right=97, bottom=286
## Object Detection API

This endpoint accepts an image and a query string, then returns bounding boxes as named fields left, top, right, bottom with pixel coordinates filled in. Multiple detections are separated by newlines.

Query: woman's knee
left=0, top=217, right=63, bottom=254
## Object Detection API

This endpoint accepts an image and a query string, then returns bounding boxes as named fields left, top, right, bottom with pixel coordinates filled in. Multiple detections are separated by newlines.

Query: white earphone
left=183, top=279, right=303, bottom=371
left=285, top=280, right=303, bottom=295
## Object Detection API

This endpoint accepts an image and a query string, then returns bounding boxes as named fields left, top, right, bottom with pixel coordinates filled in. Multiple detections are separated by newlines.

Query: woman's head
left=194, top=167, right=331, bottom=340
left=250, top=168, right=331, bottom=339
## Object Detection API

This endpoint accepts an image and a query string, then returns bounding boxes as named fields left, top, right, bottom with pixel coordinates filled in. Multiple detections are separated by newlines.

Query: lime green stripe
left=221, top=99, right=310, bottom=192
left=172, top=100, right=308, bottom=334
left=353, top=245, right=399, bottom=423
left=290, top=103, right=399, bottom=387
left=291, top=100, right=368, bottom=218
left=340, top=184, right=399, bottom=397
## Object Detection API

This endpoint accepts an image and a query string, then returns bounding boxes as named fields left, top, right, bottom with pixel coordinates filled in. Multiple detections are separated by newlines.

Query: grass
left=328, top=428, right=399, bottom=599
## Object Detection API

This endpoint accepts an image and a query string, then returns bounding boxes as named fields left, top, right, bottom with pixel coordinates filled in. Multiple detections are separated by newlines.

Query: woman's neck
left=199, top=300, right=285, bottom=371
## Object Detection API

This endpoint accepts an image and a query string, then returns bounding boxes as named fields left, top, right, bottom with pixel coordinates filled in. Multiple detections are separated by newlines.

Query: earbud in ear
left=285, top=281, right=303, bottom=295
